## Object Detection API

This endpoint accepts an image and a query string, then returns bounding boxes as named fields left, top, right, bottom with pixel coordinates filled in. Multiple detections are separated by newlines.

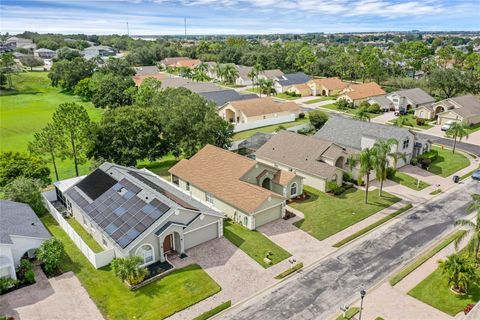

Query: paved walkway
left=0, top=266, right=103, bottom=320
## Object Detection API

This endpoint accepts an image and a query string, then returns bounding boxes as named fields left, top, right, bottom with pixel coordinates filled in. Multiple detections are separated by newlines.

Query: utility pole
left=184, top=17, right=187, bottom=41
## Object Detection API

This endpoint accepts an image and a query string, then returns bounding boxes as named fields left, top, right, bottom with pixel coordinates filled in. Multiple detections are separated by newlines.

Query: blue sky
left=1, top=0, right=479, bottom=35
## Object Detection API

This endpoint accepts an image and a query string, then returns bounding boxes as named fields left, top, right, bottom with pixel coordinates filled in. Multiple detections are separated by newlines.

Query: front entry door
left=163, top=235, right=172, bottom=253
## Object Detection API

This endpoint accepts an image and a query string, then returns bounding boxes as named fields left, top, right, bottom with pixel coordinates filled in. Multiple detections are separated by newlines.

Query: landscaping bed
left=291, top=186, right=400, bottom=241
left=223, top=220, right=291, bottom=268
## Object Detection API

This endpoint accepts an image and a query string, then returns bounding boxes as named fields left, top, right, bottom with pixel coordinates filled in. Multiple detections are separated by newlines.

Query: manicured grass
left=223, top=220, right=291, bottom=268
left=232, top=117, right=310, bottom=141
left=389, top=171, right=430, bottom=191
left=66, top=217, right=103, bottom=253
left=291, top=186, right=400, bottom=241
left=304, top=97, right=335, bottom=104
left=333, top=204, right=412, bottom=248
left=40, top=215, right=221, bottom=320
left=389, top=230, right=465, bottom=286
left=389, top=114, right=433, bottom=129
left=408, top=265, right=480, bottom=316
left=318, top=103, right=382, bottom=118
left=335, top=307, right=360, bottom=320
left=193, top=301, right=232, bottom=320
left=464, top=123, right=480, bottom=134
left=274, top=262, right=303, bottom=279
left=427, top=146, right=470, bottom=177
left=318, top=103, right=339, bottom=111
left=275, top=93, right=300, bottom=100
left=137, top=154, right=181, bottom=180
left=0, top=72, right=104, bottom=180
left=219, top=82, right=245, bottom=89
left=430, top=189, right=442, bottom=195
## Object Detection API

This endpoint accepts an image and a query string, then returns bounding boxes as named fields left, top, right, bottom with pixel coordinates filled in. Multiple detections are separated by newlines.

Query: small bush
left=420, top=157, right=432, bottom=169
left=309, top=110, right=329, bottom=130
left=24, top=270, right=36, bottom=284
left=0, top=278, right=19, bottom=295
left=335, top=99, right=353, bottom=110
left=416, top=118, right=426, bottom=126
left=327, top=181, right=351, bottom=195
left=386, top=167, right=396, bottom=179
left=410, top=157, right=418, bottom=166
left=16, top=259, right=35, bottom=284
left=36, top=238, right=66, bottom=276
left=367, top=103, right=381, bottom=114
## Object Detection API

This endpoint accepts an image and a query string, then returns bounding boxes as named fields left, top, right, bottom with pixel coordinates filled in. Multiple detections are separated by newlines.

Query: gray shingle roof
left=183, top=82, right=224, bottom=93
left=448, top=95, right=480, bottom=118
left=314, top=115, right=412, bottom=150
left=0, top=200, right=51, bottom=244
left=392, top=88, right=435, bottom=105
left=368, top=95, right=392, bottom=110
left=199, top=90, right=258, bottom=107
left=276, top=72, right=310, bottom=86
left=134, top=66, right=160, bottom=76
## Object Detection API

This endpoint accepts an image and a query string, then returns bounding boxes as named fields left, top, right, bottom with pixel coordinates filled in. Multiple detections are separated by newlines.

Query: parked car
left=441, top=121, right=454, bottom=131
left=472, top=169, right=480, bottom=181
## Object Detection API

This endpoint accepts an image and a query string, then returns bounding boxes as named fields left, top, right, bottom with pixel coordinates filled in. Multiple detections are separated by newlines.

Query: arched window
left=290, top=183, right=298, bottom=197
left=136, top=244, right=154, bottom=265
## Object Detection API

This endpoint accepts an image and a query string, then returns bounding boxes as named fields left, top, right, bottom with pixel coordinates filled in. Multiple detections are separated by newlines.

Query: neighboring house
left=433, top=95, right=480, bottom=125
left=199, top=89, right=258, bottom=107
left=61, top=163, right=224, bottom=265
left=235, top=65, right=254, bottom=86
left=386, top=88, right=435, bottom=114
left=183, top=82, right=225, bottom=93
left=218, top=97, right=300, bottom=132
left=159, top=77, right=192, bottom=89
left=367, top=95, right=393, bottom=112
left=132, top=73, right=170, bottom=86
left=286, top=83, right=312, bottom=97
left=0, top=201, right=51, bottom=279
left=82, top=45, right=116, bottom=60
left=160, top=57, right=201, bottom=69
left=134, top=65, right=160, bottom=76
left=273, top=72, right=310, bottom=93
left=5, top=37, right=36, bottom=51
left=338, top=82, right=386, bottom=105
left=169, top=145, right=303, bottom=229
left=307, top=77, right=347, bottom=96
left=314, top=115, right=431, bottom=169
left=34, top=48, right=56, bottom=59
left=258, top=69, right=285, bottom=81
left=255, top=131, right=349, bottom=192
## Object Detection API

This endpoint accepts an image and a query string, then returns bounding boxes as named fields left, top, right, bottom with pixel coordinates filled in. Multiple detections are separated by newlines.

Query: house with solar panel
left=58, top=163, right=224, bottom=266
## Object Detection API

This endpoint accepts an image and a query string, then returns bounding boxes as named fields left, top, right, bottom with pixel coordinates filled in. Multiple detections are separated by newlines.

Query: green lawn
left=0, top=72, right=104, bottom=180
left=389, top=114, right=433, bottom=129
left=389, top=171, right=430, bottom=191
left=232, top=117, right=310, bottom=141
left=304, top=97, right=335, bottom=104
left=408, top=265, right=480, bottom=316
left=244, top=88, right=298, bottom=100
left=223, top=220, right=291, bottom=268
left=428, top=146, right=470, bottom=177
left=318, top=103, right=382, bottom=119
left=66, top=217, right=103, bottom=253
left=464, top=123, right=480, bottom=135
left=40, top=215, right=221, bottom=320
left=335, top=307, right=360, bottom=320
left=193, top=301, right=231, bottom=320
left=137, top=154, right=181, bottom=180
left=291, top=186, right=400, bottom=241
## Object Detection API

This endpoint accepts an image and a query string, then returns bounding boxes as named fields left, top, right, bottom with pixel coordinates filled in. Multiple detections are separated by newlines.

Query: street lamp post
left=358, top=289, right=366, bottom=320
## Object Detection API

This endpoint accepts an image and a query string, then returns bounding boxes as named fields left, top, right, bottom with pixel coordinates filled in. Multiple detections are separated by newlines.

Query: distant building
left=34, top=48, right=56, bottom=59
left=5, top=37, right=36, bottom=51
left=82, top=45, right=116, bottom=60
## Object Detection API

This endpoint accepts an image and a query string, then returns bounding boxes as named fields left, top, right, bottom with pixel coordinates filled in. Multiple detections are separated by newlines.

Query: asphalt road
left=417, top=133, right=480, bottom=156
left=220, top=180, right=480, bottom=320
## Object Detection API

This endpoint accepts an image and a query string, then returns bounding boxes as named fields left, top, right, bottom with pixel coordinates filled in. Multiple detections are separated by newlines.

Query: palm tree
left=214, top=62, right=224, bottom=81
left=350, top=147, right=377, bottom=204
left=196, top=62, right=208, bottom=73
left=222, top=64, right=239, bottom=85
left=191, top=66, right=210, bottom=82
left=455, top=194, right=480, bottom=261
left=373, top=138, right=406, bottom=196
left=258, top=78, right=276, bottom=97
left=111, top=256, right=149, bottom=286
left=353, top=107, right=371, bottom=122
left=446, top=122, right=469, bottom=154
left=439, top=254, right=478, bottom=294
left=248, top=69, right=258, bottom=91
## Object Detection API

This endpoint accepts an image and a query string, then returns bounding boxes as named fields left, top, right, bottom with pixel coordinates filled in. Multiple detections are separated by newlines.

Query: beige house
left=218, top=97, right=300, bottom=132
left=169, top=145, right=304, bottom=230
left=255, top=131, right=349, bottom=192
left=414, top=95, right=480, bottom=125
left=338, top=82, right=386, bottom=105
left=286, top=83, right=312, bottom=97
left=307, top=77, right=347, bottom=96
left=160, top=57, right=201, bottom=69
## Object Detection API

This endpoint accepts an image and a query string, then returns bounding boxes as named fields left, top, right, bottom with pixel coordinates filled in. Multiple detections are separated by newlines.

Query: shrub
left=111, top=256, right=149, bottom=286
left=416, top=118, right=426, bottom=126
left=327, top=181, right=351, bottom=195
left=3, top=177, right=47, bottom=215
left=309, top=110, right=329, bottom=130
left=298, top=112, right=305, bottom=119
left=0, top=278, right=19, bottom=294
left=410, top=157, right=418, bottom=166
left=24, top=270, right=36, bottom=284
left=367, top=103, right=381, bottom=114
left=420, top=157, right=432, bottom=169
left=335, top=99, right=353, bottom=111
left=16, top=259, right=35, bottom=284
left=386, top=167, right=396, bottom=179
left=36, top=238, right=65, bottom=276
left=0, top=151, right=50, bottom=187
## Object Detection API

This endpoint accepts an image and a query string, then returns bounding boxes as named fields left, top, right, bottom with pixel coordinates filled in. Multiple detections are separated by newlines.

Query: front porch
left=155, top=224, right=186, bottom=263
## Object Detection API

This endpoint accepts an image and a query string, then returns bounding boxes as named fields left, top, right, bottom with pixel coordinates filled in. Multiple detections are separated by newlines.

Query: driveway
left=0, top=266, right=103, bottom=320
left=370, top=111, right=396, bottom=124
left=219, top=180, right=480, bottom=320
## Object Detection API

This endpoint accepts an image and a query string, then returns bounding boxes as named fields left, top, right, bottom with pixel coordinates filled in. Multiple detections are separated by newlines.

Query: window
left=137, top=244, right=154, bottom=265
left=244, top=216, right=248, bottom=227
left=102, top=237, right=108, bottom=247
left=83, top=216, right=87, bottom=226
left=186, top=182, right=190, bottom=191
left=403, top=138, right=410, bottom=149
left=172, top=175, right=179, bottom=186
left=206, top=193, right=214, bottom=204
left=290, top=183, right=298, bottom=197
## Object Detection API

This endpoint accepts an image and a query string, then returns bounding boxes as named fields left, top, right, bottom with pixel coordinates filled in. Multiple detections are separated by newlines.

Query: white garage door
left=184, top=222, right=218, bottom=250
left=254, top=205, right=282, bottom=228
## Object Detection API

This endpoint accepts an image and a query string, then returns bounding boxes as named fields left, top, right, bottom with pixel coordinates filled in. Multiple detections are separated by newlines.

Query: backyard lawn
left=304, top=97, right=335, bottom=104
left=137, top=154, right=181, bottom=180
left=389, top=114, right=433, bottom=129
left=232, top=117, right=310, bottom=141
left=408, top=265, right=480, bottom=316
left=389, top=171, right=430, bottom=190
left=427, top=146, right=470, bottom=177
left=0, top=72, right=104, bottom=180
left=40, top=215, right=221, bottom=320
left=66, top=217, right=104, bottom=253
left=223, top=220, right=291, bottom=268
left=291, top=186, right=400, bottom=241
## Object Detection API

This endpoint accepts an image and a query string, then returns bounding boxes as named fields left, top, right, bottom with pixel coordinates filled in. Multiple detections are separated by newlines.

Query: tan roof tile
left=223, top=97, right=299, bottom=118
left=344, top=82, right=385, bottom=100
left=309, top=77, right=348, bottom=91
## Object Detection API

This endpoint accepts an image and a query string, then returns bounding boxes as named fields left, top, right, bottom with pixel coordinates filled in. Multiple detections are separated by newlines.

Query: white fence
left=233, top=114, right=296, bottom=132
left=42, top=190, right=115, bottom=269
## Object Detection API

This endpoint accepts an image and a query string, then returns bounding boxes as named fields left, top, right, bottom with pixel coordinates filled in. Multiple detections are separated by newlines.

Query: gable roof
left=177, top=59, right=201, bottom=68
left=235, top=65, right=254, bottom=80
left=199, top=90, right=258, bottom=107
left=183, top=82, right=224, bottom=93
left=314, top=115, right=412, bottom=150
left=160, top=77, right=192, bottom=89
left=1, top=200, right=51, bottom=244
left=222, top=97, right=299, bottom=118
left=309, top=77, right=347, bottom=91
left=390, top=88, right=435, bottom=105
left=276, top=72, right=310, bottom=86
left=444, top=95, right=480, bottom=119
left=160, top=57, right=190, bottom=66
left=344, top=82, right=386, bottom=100
left=132, top=73, right=170, bottom=86
left=134, top=66, right=160, bottom=76
left=368, top=95, right=392, bottom=109
left=169, top=145, right=285, bottom=214
left=261, top=69, right=284, bottom=80
left=256, top=131, right=348, bottom=179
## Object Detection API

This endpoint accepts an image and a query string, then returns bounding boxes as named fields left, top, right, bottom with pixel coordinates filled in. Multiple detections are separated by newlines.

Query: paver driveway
left=0, top=266, right=103, bottom=320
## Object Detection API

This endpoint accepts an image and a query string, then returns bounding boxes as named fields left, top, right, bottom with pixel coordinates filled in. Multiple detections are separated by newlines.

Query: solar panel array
left=70, top=178, right=171, bottom=249
left=128, top=171, right=199, bottom=211
left=76, top=169, right=117, bottom=200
